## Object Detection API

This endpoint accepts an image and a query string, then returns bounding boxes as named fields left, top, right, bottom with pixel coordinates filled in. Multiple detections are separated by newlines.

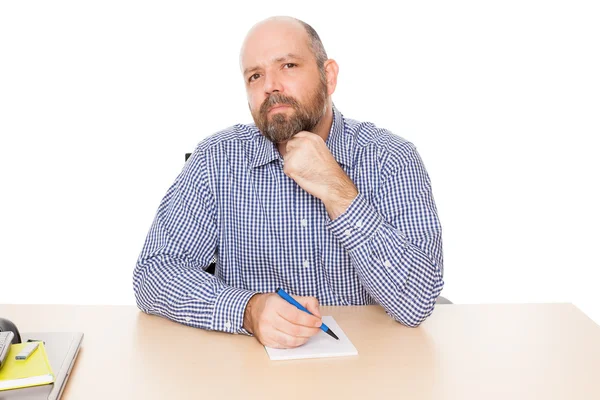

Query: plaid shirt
left=133, top=106, right=444, bottom=333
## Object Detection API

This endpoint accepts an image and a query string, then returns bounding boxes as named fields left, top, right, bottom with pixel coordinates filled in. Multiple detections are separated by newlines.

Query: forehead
left=240, top=21, right=313, bottom=71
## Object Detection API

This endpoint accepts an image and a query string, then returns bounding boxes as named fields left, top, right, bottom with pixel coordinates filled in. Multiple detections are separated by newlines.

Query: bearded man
left=133, top=16, right=445, bottom=349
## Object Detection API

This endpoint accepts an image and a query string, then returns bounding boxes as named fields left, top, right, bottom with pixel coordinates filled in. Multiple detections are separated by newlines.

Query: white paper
left=264, top=316, right=358, bottom=361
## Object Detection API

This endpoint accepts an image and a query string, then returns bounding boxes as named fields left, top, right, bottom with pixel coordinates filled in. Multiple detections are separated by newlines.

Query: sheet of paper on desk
left=264, top=316, right=358, bottom=361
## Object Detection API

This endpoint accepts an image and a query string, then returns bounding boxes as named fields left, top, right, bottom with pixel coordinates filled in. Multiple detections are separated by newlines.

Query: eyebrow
left=243, top=53, right=305, bottom=76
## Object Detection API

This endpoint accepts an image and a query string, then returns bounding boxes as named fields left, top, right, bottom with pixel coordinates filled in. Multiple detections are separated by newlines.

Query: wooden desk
left=1, top=304, right=599, bottom=399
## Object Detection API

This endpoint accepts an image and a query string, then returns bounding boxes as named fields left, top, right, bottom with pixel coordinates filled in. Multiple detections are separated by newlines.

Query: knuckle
left=282, top=335, right=295, bottom=348
left=286, top=336, right=300, bottom=348
left=300, top=313, right=313, bottom=326
left=265, top=296, right=275, bottom=306
left=293, top=310, right=308, bottom=324
left=307, top=316, right=320, bottom=329
left=266, top=294, right=280, bottom=309
left=287, top=325, right=300, bottom=337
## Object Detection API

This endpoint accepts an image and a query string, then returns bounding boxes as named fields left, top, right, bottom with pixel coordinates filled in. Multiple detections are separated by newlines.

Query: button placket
left=292, top=189, right=318, bottom=296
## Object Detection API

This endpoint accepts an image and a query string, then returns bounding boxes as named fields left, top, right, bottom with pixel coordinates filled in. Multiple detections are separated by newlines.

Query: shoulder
left=343, top=117, right=419, bottom=169
left=195, top=123, right=259, bottom=154
left=182, top=122, right=260, bottom=182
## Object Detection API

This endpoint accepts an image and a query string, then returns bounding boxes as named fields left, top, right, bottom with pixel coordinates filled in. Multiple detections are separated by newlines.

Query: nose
left=263, top=72, right=283, bottom=95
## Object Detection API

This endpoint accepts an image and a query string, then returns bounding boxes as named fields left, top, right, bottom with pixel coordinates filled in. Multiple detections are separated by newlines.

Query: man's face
left=241, top=21, right=328, bottom=143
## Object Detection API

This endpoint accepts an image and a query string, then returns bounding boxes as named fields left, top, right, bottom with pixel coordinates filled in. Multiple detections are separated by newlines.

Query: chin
left=270, top=110, right=293, bottom=120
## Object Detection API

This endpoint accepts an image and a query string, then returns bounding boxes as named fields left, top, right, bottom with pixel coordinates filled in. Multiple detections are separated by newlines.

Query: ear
left=323, top=59, right=339, bottom=96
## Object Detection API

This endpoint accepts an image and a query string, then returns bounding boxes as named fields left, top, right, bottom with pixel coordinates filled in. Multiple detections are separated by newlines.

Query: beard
left=251, top=79, right=328, bottom=143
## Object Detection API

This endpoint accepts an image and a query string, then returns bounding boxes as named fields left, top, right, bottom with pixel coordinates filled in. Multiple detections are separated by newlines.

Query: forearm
left=133, top=255, right=256, bottom=334
left=328, top=193, right=444, bottom=327
left=349, top=225, right=444, bottom=327
left=322, top=176, right=359, bottom=220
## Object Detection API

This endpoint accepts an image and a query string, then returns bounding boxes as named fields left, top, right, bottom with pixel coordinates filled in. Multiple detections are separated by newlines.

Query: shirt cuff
left=212, top=286, right=257, bottom=335
left=326, top=192, right=384, bottom=251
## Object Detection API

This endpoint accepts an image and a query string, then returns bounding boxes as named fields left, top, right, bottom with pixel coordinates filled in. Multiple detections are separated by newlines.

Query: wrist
left=243, top=294, right=260, bottom=334
left=324, top=183, right=358, bottom=220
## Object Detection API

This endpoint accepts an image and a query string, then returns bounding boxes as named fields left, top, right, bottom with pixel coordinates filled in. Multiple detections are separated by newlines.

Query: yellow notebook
left=0, top=342, right=54, bottom=391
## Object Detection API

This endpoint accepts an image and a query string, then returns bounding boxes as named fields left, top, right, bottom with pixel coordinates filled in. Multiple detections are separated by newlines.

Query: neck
left=276, top=103, right=334, bottom=157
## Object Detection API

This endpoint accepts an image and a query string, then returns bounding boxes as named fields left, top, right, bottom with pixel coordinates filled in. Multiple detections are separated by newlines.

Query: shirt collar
left=325, top=104, right=352, bottom=168
left=249, top=104, right=352, bottom=169
left=249, top=133, right=281, bottom=168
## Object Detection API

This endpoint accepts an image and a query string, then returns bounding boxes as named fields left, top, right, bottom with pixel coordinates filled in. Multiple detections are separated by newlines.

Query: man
left=133, top=16, right=444, bottom=349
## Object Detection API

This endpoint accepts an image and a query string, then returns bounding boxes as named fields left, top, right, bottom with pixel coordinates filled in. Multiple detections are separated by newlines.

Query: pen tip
left=326, top=329, right=340, bottom=341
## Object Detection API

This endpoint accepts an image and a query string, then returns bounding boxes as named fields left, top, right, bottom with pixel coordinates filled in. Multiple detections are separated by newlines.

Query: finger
left=286, top=131, right=319, bottom=150
left=270, top=327, right=310, bottom=349
left=272, top=314, right=321, bottom=339
left=285, top=137, right=303, bottom=154
left=296, top=131, right=325, bottom=146
left=282, top=150, right=296, bottom=165
left=294, top=295, right=322, bottom=318
left=292, top=131, right=313, bottom=138
left=277, top=300, right=322, bottom=328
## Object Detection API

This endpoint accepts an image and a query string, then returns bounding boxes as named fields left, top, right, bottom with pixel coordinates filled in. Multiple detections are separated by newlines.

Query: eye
left=248, top=73, right=260, bottom=83
left=283, top=63, right=297, bottom=69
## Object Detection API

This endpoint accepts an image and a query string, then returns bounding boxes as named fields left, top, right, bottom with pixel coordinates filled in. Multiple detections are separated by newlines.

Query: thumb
left=295, top=296, right=321, bottom=318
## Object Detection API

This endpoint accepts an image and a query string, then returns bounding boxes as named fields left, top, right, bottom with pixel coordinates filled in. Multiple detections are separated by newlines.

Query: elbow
left=132, top=262, right=155, bottom=314
left=396, top=272, right=445, bottom=327
left=391, top=306, right=434, bottom=328
left=400, top=317, right=425, bottom=328
left=388, top=291, right=439, bottom=328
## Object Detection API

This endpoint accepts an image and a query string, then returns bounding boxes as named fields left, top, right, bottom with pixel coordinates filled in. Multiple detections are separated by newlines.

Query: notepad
left=264, top=316, right=358, bottom=361
left=0, top=341, right=54, bottom=391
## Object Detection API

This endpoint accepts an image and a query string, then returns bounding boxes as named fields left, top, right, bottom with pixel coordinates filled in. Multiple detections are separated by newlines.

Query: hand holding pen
left=275, top=288, right=339, bottom=340
left=243, top=289, right=331, bottom=349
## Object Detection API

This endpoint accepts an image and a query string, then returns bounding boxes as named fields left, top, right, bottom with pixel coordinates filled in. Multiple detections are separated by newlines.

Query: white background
left=1, top=1, right=599, bottom=324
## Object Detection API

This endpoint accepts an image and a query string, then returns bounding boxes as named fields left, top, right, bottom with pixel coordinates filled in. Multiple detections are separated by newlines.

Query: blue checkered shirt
left=133, top=106, right=444, bottom=333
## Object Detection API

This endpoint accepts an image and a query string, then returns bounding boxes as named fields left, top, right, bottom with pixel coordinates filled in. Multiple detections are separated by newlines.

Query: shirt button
left=301, top=219, right=308, bottom=227
left=344, top=229, right=352, bottom=237
left=185, top=317, right=191, bottom=323
left=224, top=321, right=232, bottom=330
left=356, top=220, right=363, bottom=228
left=303, top=260, right=310, bottom=268
left=384, top=260, right=392, bottom=268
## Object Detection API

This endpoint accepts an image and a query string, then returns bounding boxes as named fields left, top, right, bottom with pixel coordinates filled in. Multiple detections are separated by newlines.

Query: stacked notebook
left=0, top=342, right=54, bottom=391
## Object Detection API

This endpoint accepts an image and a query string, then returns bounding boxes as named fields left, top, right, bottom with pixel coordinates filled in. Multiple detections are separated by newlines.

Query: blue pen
left=276, top=288, right=339, bottom=340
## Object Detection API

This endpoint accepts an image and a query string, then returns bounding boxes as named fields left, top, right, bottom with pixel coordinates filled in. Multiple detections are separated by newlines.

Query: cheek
left=285, top=79, right=312, bottom=104
left=248, top=92, right=264, bottom=113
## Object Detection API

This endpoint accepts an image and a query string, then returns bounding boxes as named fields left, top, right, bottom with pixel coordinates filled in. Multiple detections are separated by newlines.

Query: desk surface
left=1, top=303, right=599, bottom=399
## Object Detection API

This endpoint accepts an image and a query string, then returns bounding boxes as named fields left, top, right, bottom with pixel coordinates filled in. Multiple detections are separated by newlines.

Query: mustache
left=259, top=93, right=301, bottom=116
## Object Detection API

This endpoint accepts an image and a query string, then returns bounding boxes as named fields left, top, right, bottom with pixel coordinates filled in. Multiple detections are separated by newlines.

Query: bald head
left=240, top=17, right=328, bottom=75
